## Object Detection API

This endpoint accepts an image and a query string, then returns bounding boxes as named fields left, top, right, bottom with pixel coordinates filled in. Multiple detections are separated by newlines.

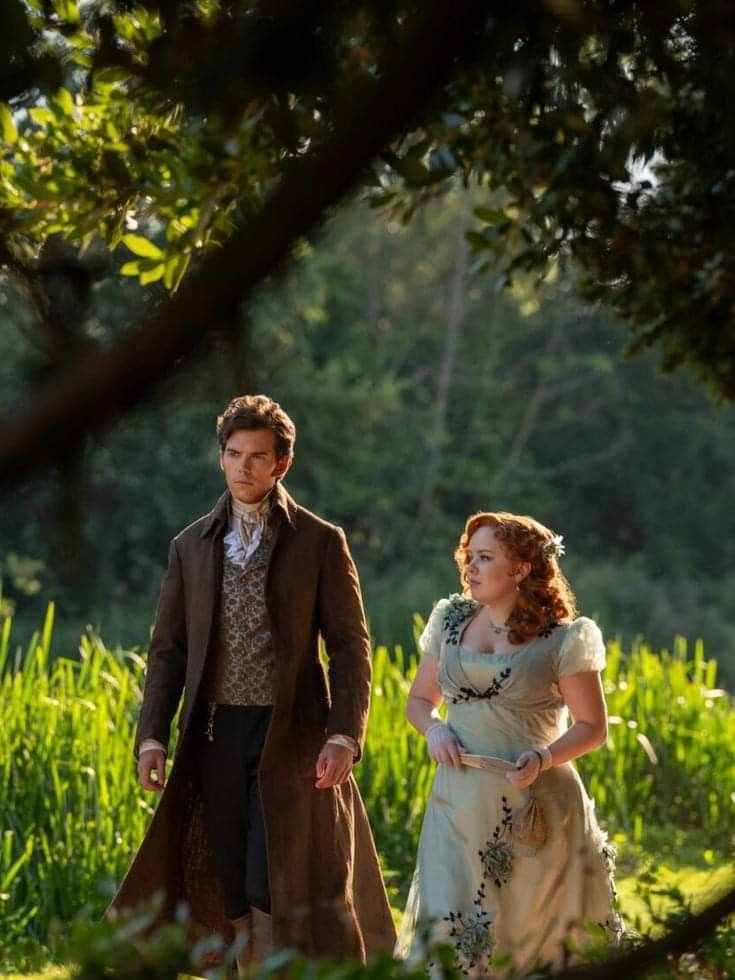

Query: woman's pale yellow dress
left=396, top=595, right=624, bottom=976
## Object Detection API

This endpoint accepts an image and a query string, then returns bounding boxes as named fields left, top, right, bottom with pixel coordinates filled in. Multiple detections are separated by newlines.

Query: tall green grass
left=1, top=606, right=733, bottom=946
left=577, top=635, right=734, bottom=842
left=0, top=605, right=151, bottom=943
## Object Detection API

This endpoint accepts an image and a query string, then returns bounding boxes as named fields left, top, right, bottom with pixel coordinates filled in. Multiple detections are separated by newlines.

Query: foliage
left=577, top=636, right=735, bottom=845
left=1, top=604, right=733, bottom=951
left=0, top=1, right=421, bottom=285
left=616, top=853, right=734, bottom=941
left=2, top=892, right=734, bottom=979
left=2, top=896, right=463, bottom=980
left=628, top=872, right=735, bottom=980
left=1, top=3, right=735, bottom=394
left=0, top=554, right=44, bottom=618
left=3, top=195, right=735, bottom=675
left=0, top=606, right=150, bottom=945
left=379, top=4, right=735, bottom=399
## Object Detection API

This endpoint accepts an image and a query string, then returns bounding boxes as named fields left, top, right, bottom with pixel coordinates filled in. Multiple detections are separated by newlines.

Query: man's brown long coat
left=109, top=484, right=396, bottom=959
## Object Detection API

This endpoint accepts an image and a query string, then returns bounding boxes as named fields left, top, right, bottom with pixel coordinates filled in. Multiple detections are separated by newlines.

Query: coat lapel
left=189, top=492, right=228, bottom=697
left=265, top=490, right=298, bottom=661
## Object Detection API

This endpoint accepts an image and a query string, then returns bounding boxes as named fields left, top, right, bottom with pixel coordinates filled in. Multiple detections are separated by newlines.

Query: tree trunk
left=418, top=220, right=468, bottom=521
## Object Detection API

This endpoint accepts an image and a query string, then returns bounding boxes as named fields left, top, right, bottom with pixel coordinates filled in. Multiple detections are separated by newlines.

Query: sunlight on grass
left=617, top=862, right=735, bottom=935
left=0, top=970, right=69, bottom=980
left=1, top=610, right=733, bottom=977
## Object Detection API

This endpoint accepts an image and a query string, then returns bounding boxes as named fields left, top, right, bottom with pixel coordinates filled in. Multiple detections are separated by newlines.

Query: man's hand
left=138, top=748, right=167, bottom=793
left=314, top=743, right=354, bottom=789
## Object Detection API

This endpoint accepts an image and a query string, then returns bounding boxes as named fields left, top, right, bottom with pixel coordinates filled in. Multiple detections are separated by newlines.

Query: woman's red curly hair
left=454, top=511, right=578, bottom=645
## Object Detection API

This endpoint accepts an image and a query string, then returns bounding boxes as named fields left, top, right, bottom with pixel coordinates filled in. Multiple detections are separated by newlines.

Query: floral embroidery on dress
left=601, top=842, right=618, bottom=899
left=443, top=593, right=480, bottom=645
left=538, top=619, right=560, bottom=638
left=443, top=798, right=518, bottom=974
left=451, top=666, right=512, bottom=705
left=444, top=883, right=492, bottom=976
left=599, top=841, right=625, bottom=941
left=480, top=797, right=514, bottom=887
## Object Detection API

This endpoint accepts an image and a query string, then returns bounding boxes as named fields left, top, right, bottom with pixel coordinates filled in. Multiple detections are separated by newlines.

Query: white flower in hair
left=542, top=534, right=565, bottom=560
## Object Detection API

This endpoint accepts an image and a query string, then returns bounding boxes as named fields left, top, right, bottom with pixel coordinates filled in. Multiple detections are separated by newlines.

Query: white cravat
left=225, top=491, right=273, bottom=568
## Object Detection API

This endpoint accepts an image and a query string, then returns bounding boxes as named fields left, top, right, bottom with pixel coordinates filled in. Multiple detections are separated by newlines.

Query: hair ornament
left=542, top=534, right=565, bottom=560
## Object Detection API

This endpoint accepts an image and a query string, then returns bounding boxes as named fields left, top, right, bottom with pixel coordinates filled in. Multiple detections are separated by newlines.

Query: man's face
left=219, top=428, right=291, bottom=503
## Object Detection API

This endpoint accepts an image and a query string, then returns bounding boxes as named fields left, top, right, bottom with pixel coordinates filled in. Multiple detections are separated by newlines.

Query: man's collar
left=200, top=481, right=296, bottom=537
left=272, top=481, right=298, bottom=527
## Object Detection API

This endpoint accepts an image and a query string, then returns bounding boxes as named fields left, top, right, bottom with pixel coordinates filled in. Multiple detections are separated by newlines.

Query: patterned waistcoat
left=201, top=524, right=277, bottom=705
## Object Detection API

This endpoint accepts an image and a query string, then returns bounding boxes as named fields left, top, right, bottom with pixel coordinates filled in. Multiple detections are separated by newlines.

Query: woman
left=396, top=512, right=624, bottom=977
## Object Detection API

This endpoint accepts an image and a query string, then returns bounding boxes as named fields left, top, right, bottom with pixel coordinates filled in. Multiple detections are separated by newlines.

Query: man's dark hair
left=216, top=394, right=296, bottom=459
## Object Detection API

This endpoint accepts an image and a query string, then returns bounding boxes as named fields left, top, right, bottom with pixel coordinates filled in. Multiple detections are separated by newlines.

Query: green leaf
left=29, top=107, right=55, bottom=126
left=122, top=234, right=164, bottom=260
left=139, top=263, right=165, bottom=285
left=474, top=207, right=506, bottom=225
left=55, top=88, right=75, bottom=117
left=120, top=261, right=141, bottom=276
left=163, top=253, right=190, bottom=291
left=465, top=230, right=489, bottom=250
left=53, top=0, right=80, bottom=22
left=163, top=255, right=182, bottom=290
left=392, top=156, right=430, bottom=185
left=0, top=105, right=17, bottom=145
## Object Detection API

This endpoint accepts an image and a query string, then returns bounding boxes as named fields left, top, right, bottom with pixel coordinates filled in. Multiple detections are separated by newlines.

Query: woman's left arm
left=548, top=671, right=608, bottom=764
left=508, top=671, right=607, bottom=788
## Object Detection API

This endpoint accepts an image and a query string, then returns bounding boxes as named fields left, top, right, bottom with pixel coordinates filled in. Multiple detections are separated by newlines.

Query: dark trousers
left=196, top=703, right=272, bottom=920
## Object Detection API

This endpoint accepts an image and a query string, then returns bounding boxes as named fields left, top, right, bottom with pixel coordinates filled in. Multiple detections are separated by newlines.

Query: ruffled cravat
left=224, top=491, right=272, bottom=568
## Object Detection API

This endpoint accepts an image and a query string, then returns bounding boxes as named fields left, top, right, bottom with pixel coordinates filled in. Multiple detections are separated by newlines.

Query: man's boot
left=229, top=912, right=253, bottom=978
left=251, top=907, right=273, bottom=963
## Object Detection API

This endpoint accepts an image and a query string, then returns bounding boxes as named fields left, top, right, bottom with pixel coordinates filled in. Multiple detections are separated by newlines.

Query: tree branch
left=550, top=882, right=735, bottom=980
left=0, top=2, right=489, bottom=485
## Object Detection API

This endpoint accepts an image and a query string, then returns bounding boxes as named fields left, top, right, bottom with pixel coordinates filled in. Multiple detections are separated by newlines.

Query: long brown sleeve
left=135, top=539, right=187, bottom=756
left=317, top=527, right=372, bottom=760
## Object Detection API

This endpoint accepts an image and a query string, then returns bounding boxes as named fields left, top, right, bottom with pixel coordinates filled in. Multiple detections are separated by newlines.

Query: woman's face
left=464, top=525, right=524, bottom=605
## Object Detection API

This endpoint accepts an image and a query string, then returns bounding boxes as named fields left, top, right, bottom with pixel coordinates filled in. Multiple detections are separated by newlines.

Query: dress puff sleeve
left=418, top=598, right=451, bottom=659
left=555, top=617, right=607, bottom=678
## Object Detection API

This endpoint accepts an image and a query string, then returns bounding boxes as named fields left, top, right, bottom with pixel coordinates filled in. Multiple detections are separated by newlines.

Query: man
left=109, top=395, right=396, bottom=971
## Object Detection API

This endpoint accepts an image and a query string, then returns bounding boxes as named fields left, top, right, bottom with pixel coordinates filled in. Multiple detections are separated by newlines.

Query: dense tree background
left=2, top=192, right=733, bottom=682
left=2, top=3, right=735, bottom=971
left=2, top=0, right=735, bottom=479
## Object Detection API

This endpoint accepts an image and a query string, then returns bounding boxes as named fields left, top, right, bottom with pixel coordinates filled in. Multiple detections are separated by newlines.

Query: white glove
left=425, top=722, right=465, bottom=768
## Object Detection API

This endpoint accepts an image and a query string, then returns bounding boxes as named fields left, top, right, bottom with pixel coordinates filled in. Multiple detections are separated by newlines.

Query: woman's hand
left=506, top=750, right=542, bottom=788
left=425, top=722, right=465, bottom=768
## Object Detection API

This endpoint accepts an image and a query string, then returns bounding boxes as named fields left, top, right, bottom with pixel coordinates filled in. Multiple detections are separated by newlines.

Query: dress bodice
left=418, top=595, right=607, bottom=756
